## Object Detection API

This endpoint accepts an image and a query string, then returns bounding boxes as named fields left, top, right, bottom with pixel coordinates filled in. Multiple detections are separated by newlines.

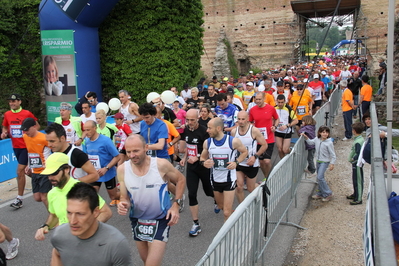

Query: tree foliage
left=0, top=0, right=43, bottom=123
left=306, top=26, right=348, bottom=50
left=99, top=0, right=204, bottom=104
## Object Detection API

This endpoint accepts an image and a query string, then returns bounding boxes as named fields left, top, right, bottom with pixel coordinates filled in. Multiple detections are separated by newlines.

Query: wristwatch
left=39, top=223, right=49, bottom=229
left=105, top=166, right=110, bottom=170
left=254, top=154, right=259, bottom=159
left=174, top=199, right=183, bottom=206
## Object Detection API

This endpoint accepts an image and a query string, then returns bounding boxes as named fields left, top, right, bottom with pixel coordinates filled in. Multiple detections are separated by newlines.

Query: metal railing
left=196, top=88, right=342, bottom=266
left=363, top=103, right=396, bottom=266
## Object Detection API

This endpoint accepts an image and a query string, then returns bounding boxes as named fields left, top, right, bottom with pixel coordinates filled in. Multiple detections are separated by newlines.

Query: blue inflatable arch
left=39, top=0, right=120, bottom=113
left=331, top=39, right=362, bottom=53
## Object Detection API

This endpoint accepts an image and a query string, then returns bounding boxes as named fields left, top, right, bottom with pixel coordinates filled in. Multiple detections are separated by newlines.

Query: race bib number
left=257, top=127, right=267, bottom=139
left=186, top=144, right=198, bottom=157
left=88, top=155, right=101, bottom=170
left=212, top=154, right=229, bottom=170
left=134, top=219, right=159, bottom=242
left=147, top=149, right=156, bottom=157
left=10, top=125, right=22, bottom=138
left=297, top=106, right=306, bottom=115
left=314, top=91, right=320, bottom=97
left=28, top=153, right=42, bottom=168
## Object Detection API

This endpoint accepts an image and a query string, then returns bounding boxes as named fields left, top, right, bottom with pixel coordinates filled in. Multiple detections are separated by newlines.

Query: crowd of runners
left=0, top=54, right=383, bottom=265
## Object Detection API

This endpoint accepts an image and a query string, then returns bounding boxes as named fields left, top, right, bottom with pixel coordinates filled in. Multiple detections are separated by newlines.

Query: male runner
left=2, top=93, right=38, bottom=209
left=200, top=117, right=247, bottom=221
left=231, top=111, right=267, bottom=203
left=51, top=182, right=133, bottom=266
left=274, top=95, right=298, bottom=158
left=249, top=92, right=280, bottom=179
left=35, top=153, right=112, bottom=241
left=180, top=109, right=216, bottom=236
left=117, top=135, right=185, bottom=266
left=22, top=117, right=51, bottom=209
left=44, top=123, right=99, bottom=183
left=83, top=121, right=120, bottom=206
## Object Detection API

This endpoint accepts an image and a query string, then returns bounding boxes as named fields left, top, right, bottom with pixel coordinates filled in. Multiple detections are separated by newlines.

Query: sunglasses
left=88, top=99, right=95, bottom=103
left=49, top=168, right=62, bottom=176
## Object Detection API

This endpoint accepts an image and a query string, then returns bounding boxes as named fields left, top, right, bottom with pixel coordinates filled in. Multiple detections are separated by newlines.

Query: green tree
left=0, top=0, right=43, bottom=123
left=99, top=0, right=204, bottom=104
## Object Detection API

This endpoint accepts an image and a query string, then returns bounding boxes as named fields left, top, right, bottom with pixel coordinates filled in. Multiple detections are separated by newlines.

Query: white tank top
left=63, top=123, right=77, bottom=144
left=124, top=157, right=170, bottom=220
left=120, top=102, right=140, bottom=133
left=67, top=146, right=87, bottom=179
left=234, top=125, right=259, bottom=167
left=208, top=135, right=237, bottom=183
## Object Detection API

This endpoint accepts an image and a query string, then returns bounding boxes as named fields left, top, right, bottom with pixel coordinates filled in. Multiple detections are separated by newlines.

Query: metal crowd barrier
left=196, top=88, right=342, bottom=266
left=363, top=103, right=396, bottom=266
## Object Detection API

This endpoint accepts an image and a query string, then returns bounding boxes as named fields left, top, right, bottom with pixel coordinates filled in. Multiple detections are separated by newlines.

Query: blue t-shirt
left=84, top=134, right=119, bottom=182
left=321, top=77, right=331, bottom=91
left=140, top=118, right=169, bottom=159
left=214, top=103, right=238, bottom=129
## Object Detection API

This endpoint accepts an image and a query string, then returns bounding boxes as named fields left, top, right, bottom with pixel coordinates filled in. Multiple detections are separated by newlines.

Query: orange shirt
left=162, top=119, right=179, bottom=155
left=293, top=89, right=312, bottom=99
left=289, top=94, right=313, bottom=120
left=23, top=132, right=51, bottom=174
left=360, top=84, right=372, bottom=102
left=342, top=88, right=353, bottom=112
left=264, top=93, right=276, bottom=107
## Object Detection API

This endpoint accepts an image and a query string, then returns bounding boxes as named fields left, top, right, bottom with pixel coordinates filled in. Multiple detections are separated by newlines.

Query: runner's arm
left=148, top=138, right=166, bottom=151
left=117, top=165, right=130, bottom=216
left=35, top=213, right=59, bottom=241
left=79, top=160, right=100, bottom=183
left=51, top=248, right=62, bottom=266
left=230, top=138, right=248, bottom=170
left=161, top=159, right=185, bottom=226
left=97, top=202, right=112, bottom=223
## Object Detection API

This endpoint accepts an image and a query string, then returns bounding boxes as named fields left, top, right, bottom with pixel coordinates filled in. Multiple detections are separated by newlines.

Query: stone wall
left=201, top=0, right=302, bottom=77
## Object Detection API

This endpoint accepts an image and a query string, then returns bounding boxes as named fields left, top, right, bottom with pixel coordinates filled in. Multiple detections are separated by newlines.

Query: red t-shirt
left=2, top=109, right=36, bottom=148
left=249, top=104, right=279, bottom=144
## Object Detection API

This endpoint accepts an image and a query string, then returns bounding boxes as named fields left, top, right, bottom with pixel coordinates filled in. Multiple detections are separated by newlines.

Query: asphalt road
left=0, top=143, right=309, bottom=266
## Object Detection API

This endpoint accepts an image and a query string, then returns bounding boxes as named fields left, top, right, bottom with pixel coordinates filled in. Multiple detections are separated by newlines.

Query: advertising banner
left=41, top=30, right=78, bottom=122
left=0, top=139, right=18, bottom=183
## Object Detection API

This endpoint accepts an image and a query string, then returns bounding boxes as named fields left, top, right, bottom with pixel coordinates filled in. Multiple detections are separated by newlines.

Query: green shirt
left=348, top=135, right=365, bottom=164
left=97, top=123, right=118, bottom=143
left=48, top=178, right=105, bottom=225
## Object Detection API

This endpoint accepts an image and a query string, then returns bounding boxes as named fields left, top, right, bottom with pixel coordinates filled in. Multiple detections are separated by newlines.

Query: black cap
left=276, top=81, right=284, bottom=87
left=212, top=76, right=217, bottom=80
left=8, top=93, right=21, bottom=101
left=21, top=118, right=36, bottom=131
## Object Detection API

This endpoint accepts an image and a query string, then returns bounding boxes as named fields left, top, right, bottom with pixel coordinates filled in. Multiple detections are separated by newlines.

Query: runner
left=35, top=153, right=112, bottom=241
left=79, top=102, right=96, bottom=123
left=44, top=123, right=99, bottom=183
left=2, top=93, right=38, bottom=209
left=249, top=92, right=280, bottom=179
left=55, top=102, right=84, bottom=148
left=22, top=117, right=52, bottom=209
left=0, top=223, right=19, bottom=260
left=179, top=109, right=217, bottom=236
left=50, top=182, right=133, bottom=266
left=119, top=89, right=142, bottom=134
left=200, top=117, right=248, bottom=221
left=289, top=84, right=313, bottom=132
left=83, top=121, right=121, bottom=206
left=117, top=135, right=185, bottom=266
left=274, top=95, right=298, bottom=158
left=138, top=103, right=169, bottom=159
left=231, top=111, right=267, bottom=203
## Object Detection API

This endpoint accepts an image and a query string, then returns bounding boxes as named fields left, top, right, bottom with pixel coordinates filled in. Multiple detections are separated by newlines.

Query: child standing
left=347, top=122, right=365, bottom=205
left=298, top=115, right=317, bottom=177
left=302, top=126, right=336, bottom=202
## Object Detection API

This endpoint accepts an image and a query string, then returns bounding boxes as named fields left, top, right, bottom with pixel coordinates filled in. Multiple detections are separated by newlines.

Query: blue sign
left=0, top=139, right=18, bottom=183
